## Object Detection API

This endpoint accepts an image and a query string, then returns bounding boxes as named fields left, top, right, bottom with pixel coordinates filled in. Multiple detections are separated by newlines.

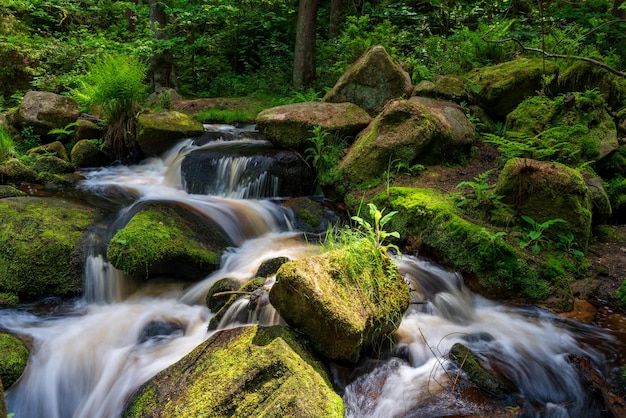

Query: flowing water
left=0, top=126, right=621, bottom=417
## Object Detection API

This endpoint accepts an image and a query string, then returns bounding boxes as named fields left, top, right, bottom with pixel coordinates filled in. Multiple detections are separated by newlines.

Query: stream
left=0, top=125, right=622, bottom=417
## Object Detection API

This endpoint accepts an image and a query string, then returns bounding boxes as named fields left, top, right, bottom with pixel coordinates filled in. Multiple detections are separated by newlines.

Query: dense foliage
left=1, top=0, right=625, bottom=107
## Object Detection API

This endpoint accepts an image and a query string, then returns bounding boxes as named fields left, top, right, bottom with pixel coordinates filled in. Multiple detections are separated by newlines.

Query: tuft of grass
left=0, top=126, right=16, bottom=162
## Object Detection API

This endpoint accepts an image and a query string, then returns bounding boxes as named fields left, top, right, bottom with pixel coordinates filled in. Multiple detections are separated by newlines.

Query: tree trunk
left=293, top=0, right=318, bottom=89
left=329, top=0, right=343, bottom=38
left=125, top=0, right=137, bottom=33
left=149, top=0, right=177, bottom=91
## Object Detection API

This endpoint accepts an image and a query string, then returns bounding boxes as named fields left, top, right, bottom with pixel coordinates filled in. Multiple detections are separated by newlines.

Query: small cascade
left=84, top=255, right=138, bottom=304
left=341, top=255, right=617, bottom=418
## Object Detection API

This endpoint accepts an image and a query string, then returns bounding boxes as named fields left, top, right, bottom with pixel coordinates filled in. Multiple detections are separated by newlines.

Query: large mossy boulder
left=70, top=139, right=112, bottom=167
left=270, top=244, right=410, bottom=363
left=136, top=111, right=204, bottom=157
left=122, top=325, right=344, bottom=418
left=340, top=98, right=474, bottom=188
left=0, top=332, right=29, bottom=389
left=0, top=158, right=38, bottom=184
left=26, top=141, right=69, bottom=161
left=505, top=91, right=618, bottom=165
left=107, top=202, right=230, bottom=279
left=16, top=91, right=79, bottom=138
left=558, top=61, right=626, bottom=111
left=494, top=158, right=592, bottom=251
left=372, top=187, right=571, bottom=307
left=323, top=45, right=413, bottom=117
left=466, top=58, right=559, bottom=119
left=255, top=101, right=371, bottom=151
left=0, top=197, right=99, bottom=301
left=413, top=75, right=469, bottom=102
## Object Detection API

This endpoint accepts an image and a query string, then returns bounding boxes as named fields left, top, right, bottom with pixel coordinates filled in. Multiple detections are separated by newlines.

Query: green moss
left=123, top=326, right=344, bottom=418
left=0, top=332, right=29, bottom=389
left=373, top=187, right=553, bottom=300
left=107, top=203, right=228, bottom=278
left=0, top=185, right=26, bottom=198
left=0, top=197, right=98, bottom=300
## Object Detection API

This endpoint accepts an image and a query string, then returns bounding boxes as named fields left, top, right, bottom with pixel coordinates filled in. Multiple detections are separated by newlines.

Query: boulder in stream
left=122, top=325, right=344, bottom=417
left=0, top=197, right=100, bottom=302
left=255, top=101, right=371, bottom=151
left=0, top=332, right=30, bottom=390
left=107, top=202, right=230, bottom=280
left=136, top=110, right=204, bottom=157
left=270, top=244, right=410, bottom=363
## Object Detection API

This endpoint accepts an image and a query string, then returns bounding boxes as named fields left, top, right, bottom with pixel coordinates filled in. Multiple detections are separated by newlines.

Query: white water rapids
left=0, top=126, right=620, bottom=417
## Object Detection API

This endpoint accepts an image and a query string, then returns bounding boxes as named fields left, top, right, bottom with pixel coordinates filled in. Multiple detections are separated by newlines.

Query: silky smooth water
left=1, top=126, right=620, bottom=418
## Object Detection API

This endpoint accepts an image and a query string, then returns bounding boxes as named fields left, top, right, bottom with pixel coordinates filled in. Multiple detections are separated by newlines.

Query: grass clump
left=0, top=126, right=16, bottom=162
left=71, top=54, right=148, bottom=162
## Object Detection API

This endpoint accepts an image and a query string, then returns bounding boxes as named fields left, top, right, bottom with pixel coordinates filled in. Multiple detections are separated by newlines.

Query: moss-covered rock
left=505, top=91, right=618, bottom=165
left=75, top=117, right=104, bottom=141
left=255, top=257, right=290, bottom=278
left=0, top=185, right=26, bottom=198
left=255, top=101, right=371, bottom=151
left=449, top=343, right=516, bottom=396
left=208, top=277, right=265, bottom=330
left=413, top=75, right=469, bottom=102
left=0, top=332, right=29, bottom=389
left=205, top=277, right=241, bottom=312
left=270, top=245, right=410, bottom=363
left=340, top=98, right=474, bottom=188
left=583, top=173, right=612, bottom=225
left=558, top=61, right=626, bottom=111
left=122, top=325, right=344, bottom=418
left=136, top=110, right=204, bottom=157
left=494, top=158, right=592, bottom=251
left=281, top=197, right=342, bottom=233
left=0, top=158, right=38, bottom=183
left=372, top=187, right=572, bottom=306
left=0, top=197, right=100, bottom=301
left=26, top=140, right=69, bottom=161
left=107, top=202, right=229, bottom=279
left=31, top=154, right=75, bottom=174
left=70, top=139, right=112, bottom=167
left=0, top=375, right=5, bottom=418
left=323, top=45, right=413, bottom=117
left=466, top=58, right=559, bottom=119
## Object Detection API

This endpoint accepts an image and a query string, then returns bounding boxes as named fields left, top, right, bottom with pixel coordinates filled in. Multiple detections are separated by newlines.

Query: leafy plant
left=17, top=126, right=40, bottom=153
left=71, top=53, right=148, bottom=162
left=351, top=203, right=400, bottom=253
left=616, top=279, right=626, bottom=308
left=455, top=169, right=503, bottom=209
left=555, top=232, right=584, bottom=258
left=518, top=215, right=566, bottom=254
left=48, top=121, right=79, bottom=142
left=304, top=125, right=345, bottom=185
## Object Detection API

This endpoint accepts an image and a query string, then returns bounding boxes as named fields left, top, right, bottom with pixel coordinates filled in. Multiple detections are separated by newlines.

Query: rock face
left=255, top=101, right=371, bottom=151
left=0, top=197, right=99, bottom=302
left=466, top=58, right=559, bottom=119
left=16, top=91, right=79, bottom=137
left=323, top=45, right=413, bottom=116
left=0, top=332, right=29, bottom=389
left=340, top=98, right=474, bottom=187
left=122, top=325, right=344, bottom=418
left=136, top=111, right=204, bottom=157
left=494, top=158, right=593, bottom=250
left=27, top=141, right=69, bottom=161
left=270, top=245, right=410, bottom=363
left=106, top=202, right=230, bottom=279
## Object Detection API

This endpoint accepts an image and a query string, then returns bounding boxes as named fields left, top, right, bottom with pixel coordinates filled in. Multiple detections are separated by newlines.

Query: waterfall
left=1, top=125, right=620, bottom=418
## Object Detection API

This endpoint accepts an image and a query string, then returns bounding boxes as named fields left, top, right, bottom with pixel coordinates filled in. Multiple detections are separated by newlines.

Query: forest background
left=1, top=0, right=626, bottom=108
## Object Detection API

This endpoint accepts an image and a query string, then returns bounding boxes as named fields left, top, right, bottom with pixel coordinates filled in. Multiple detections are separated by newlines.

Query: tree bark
left=329, top=0, right=343, bottom=38
left=149, top=0, right=177, bottom=90
left=293, top=0, right=318, bottom=89
left=125, top=0, right=138, bottom=33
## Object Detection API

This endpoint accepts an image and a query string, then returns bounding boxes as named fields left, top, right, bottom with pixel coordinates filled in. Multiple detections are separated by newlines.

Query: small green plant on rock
left=555, top=232, right=584, bottom=258
left=351, top=203, right=400, bottom=254
left=48, top=121, right=79, bottom=142
left=518, top=215, right=565, bottom=254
